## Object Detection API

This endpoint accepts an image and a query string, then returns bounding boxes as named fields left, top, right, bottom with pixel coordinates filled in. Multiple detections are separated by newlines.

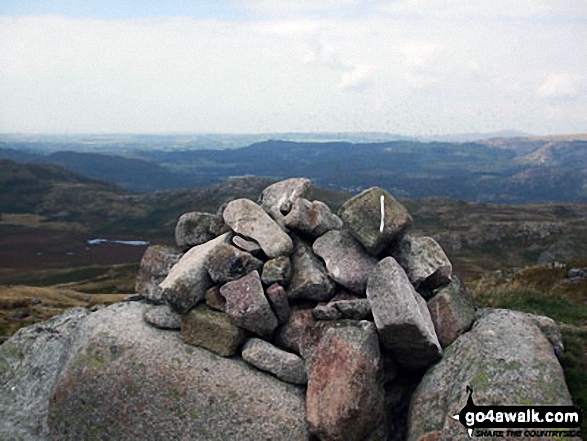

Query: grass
left=471, top=262, right=587, bottom=436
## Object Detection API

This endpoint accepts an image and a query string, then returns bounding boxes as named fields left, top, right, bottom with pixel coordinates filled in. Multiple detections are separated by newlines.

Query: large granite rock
left=283, top=197, right=343, bottom=238
left=306, top=320, right=385, bottom=441
left=258, top=178, right=314, bottom=228
left=366, top=257, right=442, bottom=370
left=338, top=187, right=412, bottom=255
left=0, top=308, right=91, bottom=441
left=313, top=229, right=378, bottom=294
left=223, top=198, right=293, bottom=258
left=394, top=235, right=452, bottom=296
left=241, top=338, right=307, bottom=385
left=135, top=245, right=183, bottom=304
left=205, top=242, right=263, bottom=284
left=408, top=308, right=576, bottom=441
left=427, top=276, right=476, bottom=347
left=220, top=271, right=278, bottom=338
left=159, top=233, right=230, bottom=313
left=143, top=304, right=181, bottom=330
left=287, top=240, right=336, bottom=302
left=175, top=211, right=219, bottom=248
left=45, top=303, right=309, bottom=441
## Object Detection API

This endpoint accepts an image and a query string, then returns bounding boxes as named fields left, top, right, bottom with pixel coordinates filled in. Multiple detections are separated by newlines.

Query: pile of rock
left=136, top=178, right=477, bottom=441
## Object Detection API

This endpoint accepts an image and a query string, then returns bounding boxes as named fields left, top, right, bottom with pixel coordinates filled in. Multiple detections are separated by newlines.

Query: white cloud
left=538, top=74, right=579, bottom=98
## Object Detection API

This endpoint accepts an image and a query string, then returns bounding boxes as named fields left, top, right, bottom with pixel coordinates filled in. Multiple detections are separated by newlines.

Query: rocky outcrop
left=408, top=308, right=575, bottom=441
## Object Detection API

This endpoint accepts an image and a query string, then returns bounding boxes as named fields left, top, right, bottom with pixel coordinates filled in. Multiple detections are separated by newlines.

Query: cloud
left=538, top=74, right=579, bottom=98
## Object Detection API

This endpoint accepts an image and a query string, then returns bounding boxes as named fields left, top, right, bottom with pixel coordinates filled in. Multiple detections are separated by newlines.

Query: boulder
left=426, top=276, right=476, bottom=347
left=306, top=320, right=385, bottom=441
left=0, top=308, right=91, bottom=441
left=174, top=211, right=219, bottom=248
left=223, top=198, right=294, bottom=258
left=366, top=257, right=442, bottom=370
left=283, top=198, right=343, bottom=238
left=287, top=240, right=336, bottom=302
left=258, top=178, right=314, bottom=227
left=143, top=304, right=181, bottom=330
left=265, top=283, right=291, bottom=325
left=205, top=286, right=226, bottom=311
left=181, top=305, right=247, bottom=357
left=274, top=307, right=323, bottom=360
left=232, top=235, right=262, bottom=254
left=242, top=338, right=307, bottom=385
left=313, top=229, right=378, bottom=294
left=408, top=308, right=576, bottom=441
left=261, top=256, right=292, bottom=287
left=160, top=233, right=230, bottom=313
left=313, top=299, right=372, bottom=321
left=394, top=235, right=452, bottom=297
left=46, top=303, right=309, bottom=441
left=205, top=243, right=263, bottom=284
left=338, top=187, right=412, bottom=255
left=220, top=271, right=278, bottom=338
left=135, top=245, right=183, bottom=304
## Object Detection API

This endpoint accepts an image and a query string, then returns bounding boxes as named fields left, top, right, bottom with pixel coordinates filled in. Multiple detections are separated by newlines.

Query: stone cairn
left=135, top=178, right=477, bottom=441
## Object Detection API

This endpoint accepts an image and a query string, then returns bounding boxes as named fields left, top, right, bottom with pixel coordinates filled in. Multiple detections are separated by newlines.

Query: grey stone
left=266, top=283, right=291, bottom=325
left=160, top=233, right=230, bottom=313
left=135, top=245, right=183, bottom=304
left=242, top=338, right=307, bottom=385
left=143, top=304, right=181, bottom=330
left=426, top=276, right=476, bottom=347
left=274, top=307, right=321, bottom=358
left=283, top=197, right=343, bottom=238
left=394, top=235, right=452, bottom=296
left=232, top=235, right=262, bottom=254
left=287, top=239, right=336, bottom=302
left=313, top=230, right=378, bottom=294
left=181, top=305, right=247, bottom=357
left=205, top=286, right=226, bottom=312
left=220, top=271, right=278, bottom=338
left=205, top=243, right=263, bottom=284
left=407, top=309, right=576, bottom=441
left=174, top=211, right=218, bottom=248
left=0, top=308, right=91, bottom=441
left=306, top=320, right=385, bottom=441
left=45, top=303, right=309, bottom=441
left=261, top=256, right=292, bottom=287
left=135, top=272, right=166, bottom=304
left=313, top=299, right=372, bottom=321
left=258, top=178, right=314, bottom=228
left=338, top=187, right=412, bottom=255
left=366, top=257, right=442, bottom=370
left=223, top=198, right=294, bottom=258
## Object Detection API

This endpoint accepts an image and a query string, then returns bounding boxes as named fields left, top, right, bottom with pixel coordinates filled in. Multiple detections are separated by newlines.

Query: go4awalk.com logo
left=452, top=386, right=583, bottom=438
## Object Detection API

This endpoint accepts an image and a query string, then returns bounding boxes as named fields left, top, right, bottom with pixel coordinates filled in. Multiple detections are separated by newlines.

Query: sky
left=0, top=1, right=586, bottom=136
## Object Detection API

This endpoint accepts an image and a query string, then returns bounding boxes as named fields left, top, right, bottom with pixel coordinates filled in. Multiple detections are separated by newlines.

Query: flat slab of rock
left=175, top=211, right=219, bottom=248
left=408, top=308, right=576, bottom=441
left=206, top=243, right=263, bottom=284
left=223, top=198, right=293, bottom=258
left=143, top=304, right=181, bottom=330
left=160, top=233, right=230, bottom=313
left=394, top=235, right=452, bottom=296
left=338, top=187, right=412, bottom=255
left=258, top=178, right=313, bottom=227
left=283, top=198, right=342, bottom=237
left=427, top=276, right=476, bottom=347
left=313, top=230, right=377, bottom=294
left=306, top=320, right=385, bottom=441
left=366, top=257, right=442, bottom=370
left=46, top=303, right=310, bottom=441
left=313, top=299, right=371, bottom=321
left=181, top=305, right=247, bottom=357
left=220, top=271, right=278, bottom=338
left=287, top=240, right=336, bottom=302
left=242, top=338, right=307, bottom=385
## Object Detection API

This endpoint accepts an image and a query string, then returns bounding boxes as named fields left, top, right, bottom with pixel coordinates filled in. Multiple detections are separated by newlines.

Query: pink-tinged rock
left=258, top=178, right=314, bottom=228
left=286, top=239, right=336, bottom=302
left=222, top=198, right=293, bottom=258
left=427, top=276, right=476, bottom=348
left=366, top=257, right=442, bottom=370
left=205, top=286, right=226, bottom=312
left=220, top=271, right=278, bottom=338
left=159, top=234, right=230, bottom=313
left=306, top=320, right=385, bottom=441
left=205, top=243, right=263, bottom=284
left=313, top=299, right=371, bottom=321
left=313, top=230, right=378, bottom=294
left=283, top=197, right=342, bottom=238
left=266, top=283, right=291, bottom=325
left=274, top=307, right=322, bottom=360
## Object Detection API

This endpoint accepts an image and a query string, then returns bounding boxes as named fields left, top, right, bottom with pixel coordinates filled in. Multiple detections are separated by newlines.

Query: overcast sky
left=0, top=1, right=585, bottom=136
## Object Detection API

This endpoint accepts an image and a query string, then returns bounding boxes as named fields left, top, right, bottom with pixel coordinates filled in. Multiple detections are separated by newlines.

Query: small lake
left=86, top=239, right=150, bottom=246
